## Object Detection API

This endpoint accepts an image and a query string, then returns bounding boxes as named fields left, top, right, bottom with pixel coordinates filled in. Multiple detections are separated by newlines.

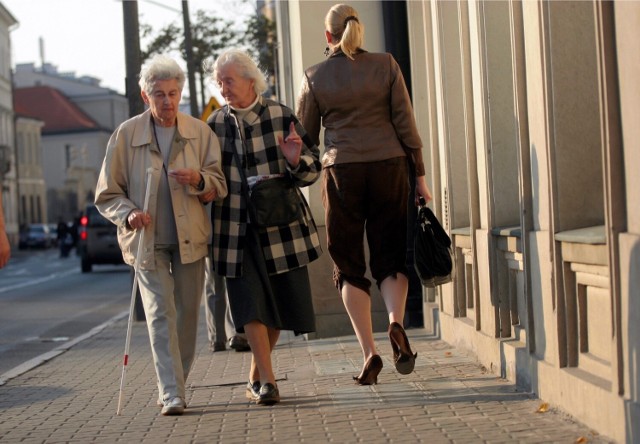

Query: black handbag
left=224, top=111, right=302, bottom=228
left=414, top=202, right=454, bottom=287
left=250, top=176, right=302, bottom=227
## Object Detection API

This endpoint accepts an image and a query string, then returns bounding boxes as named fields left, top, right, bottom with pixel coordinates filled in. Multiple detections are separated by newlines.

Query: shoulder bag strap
left=223, top=110, right=259, bottom=224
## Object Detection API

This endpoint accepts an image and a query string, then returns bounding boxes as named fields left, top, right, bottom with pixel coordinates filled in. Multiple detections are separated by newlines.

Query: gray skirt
left=226, top=224, right=316, bottom=335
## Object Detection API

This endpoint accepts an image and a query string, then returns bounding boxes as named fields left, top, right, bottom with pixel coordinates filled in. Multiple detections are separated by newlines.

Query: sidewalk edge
left=0, top=310, right=129, bottom=386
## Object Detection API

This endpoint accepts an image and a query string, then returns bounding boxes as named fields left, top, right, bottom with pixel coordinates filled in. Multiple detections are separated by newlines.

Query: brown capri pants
left=322, top=157, right=410, bottom=294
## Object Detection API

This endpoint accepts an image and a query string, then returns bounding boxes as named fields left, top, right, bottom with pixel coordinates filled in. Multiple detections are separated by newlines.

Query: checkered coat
left=208, top=97, right=323, bottom=278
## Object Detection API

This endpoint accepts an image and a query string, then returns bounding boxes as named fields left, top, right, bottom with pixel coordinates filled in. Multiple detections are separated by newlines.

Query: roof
left=13, top=86, right=102, bottom=134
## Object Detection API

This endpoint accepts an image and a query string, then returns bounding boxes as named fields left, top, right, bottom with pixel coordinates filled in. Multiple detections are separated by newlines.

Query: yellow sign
left=201, top=97, right=222, bottom=122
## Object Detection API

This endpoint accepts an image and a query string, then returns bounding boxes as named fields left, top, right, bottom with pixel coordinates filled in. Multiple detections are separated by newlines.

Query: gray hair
left=203, top=49, right=268, bottom=96
left=138, top=55, right=186, bottom=95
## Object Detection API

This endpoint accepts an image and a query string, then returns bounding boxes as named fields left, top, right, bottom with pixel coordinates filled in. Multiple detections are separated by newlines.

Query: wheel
left=81, top=257, right=93, bottom=273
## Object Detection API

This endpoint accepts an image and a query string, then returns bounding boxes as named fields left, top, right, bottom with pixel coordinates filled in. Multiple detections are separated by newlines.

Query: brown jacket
left=296, top=49, right=425, bottom=176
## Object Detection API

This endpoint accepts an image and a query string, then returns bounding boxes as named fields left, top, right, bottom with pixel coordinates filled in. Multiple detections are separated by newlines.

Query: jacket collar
left=227, top=95, right=265, bottom=127
left=328, top=47, right=367, bottom=59
left=131, top=109, right=198, bottom=148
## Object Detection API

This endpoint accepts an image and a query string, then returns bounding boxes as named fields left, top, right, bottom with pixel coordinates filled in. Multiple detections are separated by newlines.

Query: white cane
left=116, top=167, right=155, bottom=415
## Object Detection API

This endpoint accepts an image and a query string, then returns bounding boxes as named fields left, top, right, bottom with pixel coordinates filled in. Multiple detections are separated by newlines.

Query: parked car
left=78, top=204, right=124, bottom=272
left=18, top=224, right=53, bottom=249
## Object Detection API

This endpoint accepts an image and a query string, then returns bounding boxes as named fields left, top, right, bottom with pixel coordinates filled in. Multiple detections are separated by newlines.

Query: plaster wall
left=528, top=230, right=556, bottom=364
left=521, top=1, right=550, bottom=232
left=535, top=359, right=625, bottom=443
left=614, top=2, right=640, bottom=236
left=72, top=95, right=129, bottom=132
left=41, top=132, right=110, bottom=191
left=475, top=228, right=495, bottom=337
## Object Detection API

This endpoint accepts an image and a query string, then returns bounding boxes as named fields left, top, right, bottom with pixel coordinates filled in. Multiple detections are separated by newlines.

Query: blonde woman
left=297, top=4, right=433, bottom=385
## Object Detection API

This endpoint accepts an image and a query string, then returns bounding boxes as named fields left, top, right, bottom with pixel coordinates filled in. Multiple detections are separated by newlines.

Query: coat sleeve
left=388, top=54, right=426, bottom=177
left=295, top=72, right=322, bottom=148
left=191, top=122, right=228, bottom=200
left=94, top=126, right=138, bottom=229
left=288, top=111, right=322, bottom=188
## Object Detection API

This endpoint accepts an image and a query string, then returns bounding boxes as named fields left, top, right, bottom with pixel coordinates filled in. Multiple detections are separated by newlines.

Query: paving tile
left=0, top=315, right=616, bottom=443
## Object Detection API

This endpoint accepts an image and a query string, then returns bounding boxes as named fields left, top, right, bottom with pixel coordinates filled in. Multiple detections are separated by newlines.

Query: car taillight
left=80, top=216, right=88, bottom=226
left=80, top=231, right=88, bottom=241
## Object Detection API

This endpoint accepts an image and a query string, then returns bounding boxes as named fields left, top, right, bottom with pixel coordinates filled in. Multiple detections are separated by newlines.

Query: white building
left=0, top=2, right=17, bottom=244
left=12, top=63, right=128, bottom=222
left=276, top=1, right=640, bottom=441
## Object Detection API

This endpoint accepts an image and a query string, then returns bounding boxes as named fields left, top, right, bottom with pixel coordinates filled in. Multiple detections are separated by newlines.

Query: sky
left=3, top=0, right=254, bottom=95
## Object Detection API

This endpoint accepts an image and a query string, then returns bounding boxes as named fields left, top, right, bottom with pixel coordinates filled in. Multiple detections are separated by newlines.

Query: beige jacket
left=95, top=109, right=227, bottom=269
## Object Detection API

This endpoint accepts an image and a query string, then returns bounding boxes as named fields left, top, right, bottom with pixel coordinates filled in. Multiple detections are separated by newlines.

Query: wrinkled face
left=216, top=64, right=256, bottom=109
left=141, top=79, right=181, bottom=127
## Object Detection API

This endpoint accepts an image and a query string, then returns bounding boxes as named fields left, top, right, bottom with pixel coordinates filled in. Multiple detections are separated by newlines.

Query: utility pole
left=121, top=1, right=146, bottom=323
left=182, top=1, right=199, bottom=117
left=122, top=1, right=145, bottom=117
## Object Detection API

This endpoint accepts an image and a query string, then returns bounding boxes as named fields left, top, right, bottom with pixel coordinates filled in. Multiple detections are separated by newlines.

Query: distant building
left=0, top=2, right=18, bottom=245
left=13, top=63, right=128, bottom=131
left=14, top=113, right=46, bottom=226
left=13, top=85, right=113, bottom=222
left=12, top=63, right=129, bottom=222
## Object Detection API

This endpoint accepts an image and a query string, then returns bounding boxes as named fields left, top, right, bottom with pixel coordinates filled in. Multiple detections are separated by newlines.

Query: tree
left=141, top=11, right=240, bottom=114
left=243, top=12, right=277, bottom=97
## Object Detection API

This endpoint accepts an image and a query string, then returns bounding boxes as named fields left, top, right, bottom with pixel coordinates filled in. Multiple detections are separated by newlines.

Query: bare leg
left=245, top=321, right=280, bottom=385
left=380, top=273, right=408, bottom=325
left=342, top=282, right=377, bottom=362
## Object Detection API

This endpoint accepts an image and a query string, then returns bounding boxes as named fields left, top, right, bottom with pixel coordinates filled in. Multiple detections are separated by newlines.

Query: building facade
left=0, top=2, right=17, bottom=245
left=12, top=64, right=128, bottom=223
left=276, top=1, right=639, bottom=441
left=14, top=114, right=46, bottom=226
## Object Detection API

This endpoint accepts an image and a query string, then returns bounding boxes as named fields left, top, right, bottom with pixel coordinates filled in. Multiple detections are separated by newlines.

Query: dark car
left=78, top=204, right=124, bottom=272
left=19, top=224, right=53, bottom=249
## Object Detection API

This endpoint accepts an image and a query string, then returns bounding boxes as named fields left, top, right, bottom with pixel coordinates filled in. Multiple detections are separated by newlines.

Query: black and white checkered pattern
left=208, top=97, right=323, bottom=278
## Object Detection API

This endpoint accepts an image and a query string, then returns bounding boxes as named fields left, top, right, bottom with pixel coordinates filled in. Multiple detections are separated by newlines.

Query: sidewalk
left=0, top=310, right=614, bottom=443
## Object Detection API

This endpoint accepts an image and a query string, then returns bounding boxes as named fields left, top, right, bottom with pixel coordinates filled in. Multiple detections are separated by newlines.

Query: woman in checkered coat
left=202, top=49, right=322, bottom=406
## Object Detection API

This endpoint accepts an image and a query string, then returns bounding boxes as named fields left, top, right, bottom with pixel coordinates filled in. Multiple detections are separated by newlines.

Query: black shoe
left=229, top=335, right=251, bottom=352
left=388, top=322, right=417, bottom=375
left=257, top=383, right=280, bottom=406
left=353, top=354, right=383, bottom=385
left=245, top=381, right=260, bottom=401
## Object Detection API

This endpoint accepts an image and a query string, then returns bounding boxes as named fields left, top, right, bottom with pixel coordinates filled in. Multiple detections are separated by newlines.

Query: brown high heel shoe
left=353, top=354, right=383, bottom=385
left=388, top=322, right=417, bottom=375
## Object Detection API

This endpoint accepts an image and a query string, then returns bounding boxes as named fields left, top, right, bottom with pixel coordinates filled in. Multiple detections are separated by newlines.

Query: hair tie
left=344, top=16, right=358, bottom=27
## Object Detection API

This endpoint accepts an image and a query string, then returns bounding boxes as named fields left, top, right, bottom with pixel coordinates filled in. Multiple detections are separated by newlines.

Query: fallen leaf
left=445, top=351, right=452, bottom=357
left=575, top=437, right=588, bottom=443
left=536, top=402, right=549, bottom=413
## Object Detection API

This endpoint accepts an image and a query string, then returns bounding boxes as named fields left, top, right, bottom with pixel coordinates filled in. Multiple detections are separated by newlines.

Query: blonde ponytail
left=325, top=4, right=364, bottom=60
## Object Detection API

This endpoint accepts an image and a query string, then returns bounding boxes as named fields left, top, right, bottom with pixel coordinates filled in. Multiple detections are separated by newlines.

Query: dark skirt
left=226, top=224, right=316, bottom=335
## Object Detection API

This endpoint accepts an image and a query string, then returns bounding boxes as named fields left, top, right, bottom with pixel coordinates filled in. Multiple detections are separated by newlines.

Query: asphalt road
left=0, top=247, right=131, bottom=375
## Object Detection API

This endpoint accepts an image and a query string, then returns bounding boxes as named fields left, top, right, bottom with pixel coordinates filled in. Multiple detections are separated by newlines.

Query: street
left=0, top=248, right=131, bottom=375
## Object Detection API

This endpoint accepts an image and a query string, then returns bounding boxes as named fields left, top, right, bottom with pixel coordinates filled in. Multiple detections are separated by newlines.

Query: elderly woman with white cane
left=95, top=55, right=227, bottom=416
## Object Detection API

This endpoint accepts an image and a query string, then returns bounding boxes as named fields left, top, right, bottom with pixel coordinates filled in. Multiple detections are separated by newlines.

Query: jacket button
left=184, top=240, right=190, bottom=244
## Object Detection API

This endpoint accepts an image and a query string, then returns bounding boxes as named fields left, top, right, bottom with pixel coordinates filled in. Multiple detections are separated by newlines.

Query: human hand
left=278, top=121, right=302, bottom=168
left=415, top=176, right=433, bottom=206
left=168, top=168, right=200, bottom=187
left=198, top=188, right=218, bottom=204
left=127, top=209, right=151, bottom=230
left=0, top=230, right=10, bottom=268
